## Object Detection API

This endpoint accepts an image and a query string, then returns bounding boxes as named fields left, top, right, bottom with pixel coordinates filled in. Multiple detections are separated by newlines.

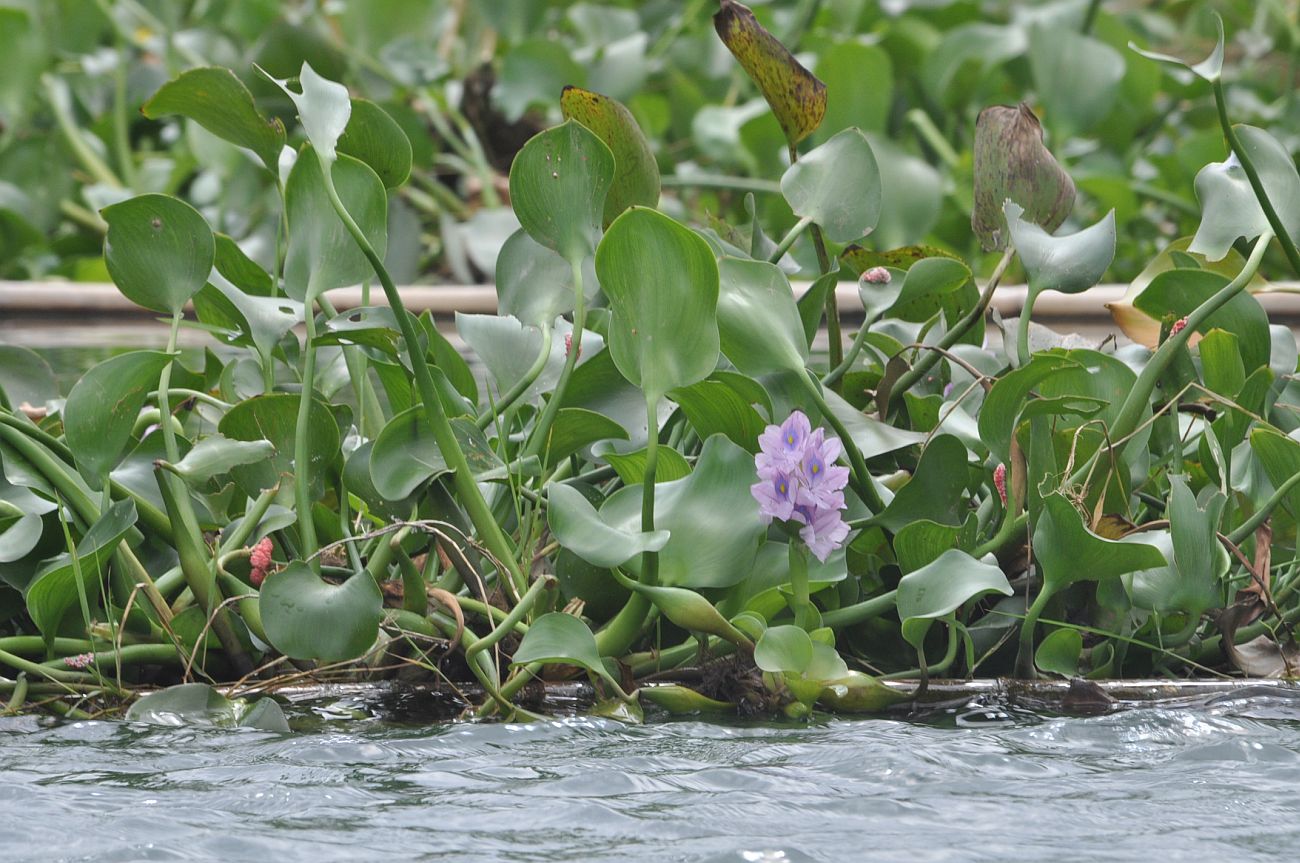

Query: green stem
left=111, top=35, right=137, bottom=189
left=465, top=575, right=555, bottom=660
left=1016, top=291, right=1035, bottom=367
left=1214, top=79, right=1300, bottom=278
left=318, top=156, right=526, bottom=592
left=767, top=215, right=813, bottom=264
left=641, top=396, right=661, bottom=587
left=819, top=589, right=897, bottom=628
left=1081, top=0, right=1103, bottom=34
left=800, top=371, right=884, bottom=512
left=1230, top=472, right=1300, bottom=545
left=522, top=258, right=587, bottom=464
left=880, top=621, right=960, bottom=680
left=477, top=324, right=553, bottom=429
left=788, top=541, right=812, bottom=629
left=1015, top=584, right=1054, bottom=678
left=293, top=304, right=320, bottom=568
left=887, top=245, right=1015, bottom=408
left=787, top=142, right=842, bottom=368
left=906, top=109, right=960, bottom=168
left=218, top=485, right=281, bottom=554
left=659, top=174, right=781, bottom=195
left=823, top=309, right=882, bottom=387
left=42, top=74, right=123, bottom=189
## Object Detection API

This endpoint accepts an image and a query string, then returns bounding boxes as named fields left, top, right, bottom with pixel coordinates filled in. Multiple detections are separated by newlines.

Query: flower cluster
left=63, top=652, right=95, bottom=670
left=1169, top=316, right=1188, bottom=337
left=751, top=411, right=850, bottom=562
left=249, top=537, right=274, bottom=587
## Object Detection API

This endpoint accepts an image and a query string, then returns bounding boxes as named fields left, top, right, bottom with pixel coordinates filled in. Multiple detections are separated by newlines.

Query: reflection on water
left=4, top=693, right=1300, bottom=863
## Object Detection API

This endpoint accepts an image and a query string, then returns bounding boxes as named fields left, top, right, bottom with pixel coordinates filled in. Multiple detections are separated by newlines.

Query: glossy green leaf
left=512, top=612, right=618, bottom=688
left=126, top=683, right=290, bottom=731
left=1188, top=125, right=1300, bottom=262
left=0, top=481, right=54, bottom=566
left=797, top=271, right=839, bottom=347
left=1135, top=269, right=1271, bottom=372
left=561, top=86, right=659, bottom=226
left=1130, top=13, right=1223, bottom=82
left=261, top=62, right=351, bottom=164
left=0, top=345, right=55, bottom=411
left=596, top=207, right=720, bottom=403
left=64, top=350, right=173, bottom=485
left=1035, top=628, right=1083, bottom=677
left=669, top=378, right=768, bottom=455
left=544, top=408, right=629, bottom=468
left=508, top=121, right=614, bottom=266
left=713, top=0, right=826, bottom=147
left=820, top=386, right=924, bottom=459
left=715, top=257, right=809, bottom=376
left=218, top=394, right=340, bottom=499
left=26, top=500, right=136, bottom=637
left=598, top=444, right=692, bottom=486
left=896, top=549, right=1011, bottom=650
left=600, top=435, right=763, bottom=589
left=369, top=409, right=502, bottom=500
left=971, top=103, right=1075, bottom=251
left=874, top=435, right=969, bottom=531
left=1006, top=201, right=1116, bottom=298
left=781, top=128, right=881, bottom=243
left=1035, top=493, right=1166, bottom=596
left=548, top=482, right=669, bottom=569
left=456, top=314, right=598, bottom=407
left=214, top=233, right=275, bottom=296
left=142, top=67, right=286, bottom=172
left=337, top=99, right=412, bottom=188
left=170, top=434, right=276, bottom=485
left=194, top=280, right=303, bottom=365
left=495, top=229, right=579, bottom=329
left=889, top=256, right=972, bottom=310
left=260, top=562, right=382, bottom=662
left=283, top=151, right=387, bottom=302
left=102, top=194, right=214, bottom=316
left=754, top=624, right=814, bottom=674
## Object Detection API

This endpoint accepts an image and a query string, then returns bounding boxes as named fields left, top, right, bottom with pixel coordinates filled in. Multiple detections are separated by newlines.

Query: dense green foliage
left=2, top=1, right=1300, bottom=722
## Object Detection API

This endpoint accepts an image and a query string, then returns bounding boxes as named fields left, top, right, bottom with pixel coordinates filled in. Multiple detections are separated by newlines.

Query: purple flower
left=751, top=411, right=851, bottom=561
left=800, top=505, right=851, bottom=562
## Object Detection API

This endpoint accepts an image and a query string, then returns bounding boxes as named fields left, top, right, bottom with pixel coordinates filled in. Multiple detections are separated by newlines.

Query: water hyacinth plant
left=2, top=5, right=1300, bottom=723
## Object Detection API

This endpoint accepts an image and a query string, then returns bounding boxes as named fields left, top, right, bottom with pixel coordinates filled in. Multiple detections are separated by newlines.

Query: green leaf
left=1035, top=628, right=1083, bottom=677
left=796, top=271, right=839, bottom=347
left=218, top=394, right=341, bottom=499
left=456, top=314, right=595, bottom=407
left=820, top=386, right=924, bottom=459
left=512, top=612, right=619, bottom=688
left=1028, top=28, right=1124, bottom=135
left=495, top=229, right=580, bottom=330
left=508, top=120, right=615, bottom=266
left=599, top=435, right=763, bottom=589
left=715, top=257, right=809, bottom=376
left=781, top=128, right=881, bottom=243
left=814, top=40, right=892, bottom=137
left=369, top=408, right=501, bottom=500
left=26, top=500, right=136, bottom=637
left=548, top=483, right=670, bottom=569
left=0, top=345, right=56, bottom=411
left=544, top=408, right=629, bottom=468
left=598, top=443, right=692, bottom=486
left=817, top=670, right=911, bottom=713
left=170, top=434, right=276, bottom=485
left=893, top=519, right=962, bottom=574
left=214, top=233, right=275, bottom=296
left=283, top=151, right=387, bottom=302
left=1166, top=475, right=1228, bottom=617
left=195, top=278, right=304, bottom=364
left=874, top=435, right=969, bottom=531
left=102, top=194, right=215, bottom=316
left=495, top=40, right=586, bottom=123
left=713, top=0, right=826, bottom=147
left=1135, top=269, right=1271, bottom=372
left=560, top=86, right=659, bottom=227
left=64, top=351, right=173, bottom=485
left=896, top=549, right=1012, bottom=650
left=595, top=208, right=720, bottom=403
left=337, top=99, right=412, bottom=188
left=754, top=624, right=814, bottom=674
left=670, top=378, right=769, bottom=454
left=260, top=562, right=382, bottom=662
left=640, top=684, right=734, bottom=714
left=1130, top=13, right=1223, bottom=82
left=261, top=62, right=351, bottom=164
left=1006, top=201, right=1116, bottom=299
left=1188, top=125, right=1300, bottom=262
left=889, top=256, right=972, bottom=310
left=142, top=67, right=286, bottom=173
left=1034, top=493, right=1166, bottom=597
left=971, top=103, right=1075, bottom=251
left=126, top=683, right=290, bottom=731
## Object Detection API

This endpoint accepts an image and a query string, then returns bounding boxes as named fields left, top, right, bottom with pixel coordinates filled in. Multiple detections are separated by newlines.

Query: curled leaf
left=972, top=103, right=1074, bottom=251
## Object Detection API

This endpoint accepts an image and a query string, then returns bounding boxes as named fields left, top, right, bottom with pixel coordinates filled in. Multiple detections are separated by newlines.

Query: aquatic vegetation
left=3, top=4, right=1300, bottom=722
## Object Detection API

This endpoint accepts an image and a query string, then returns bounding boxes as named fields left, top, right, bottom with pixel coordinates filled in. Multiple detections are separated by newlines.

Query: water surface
left=3, top=693, right=1298, bottom=862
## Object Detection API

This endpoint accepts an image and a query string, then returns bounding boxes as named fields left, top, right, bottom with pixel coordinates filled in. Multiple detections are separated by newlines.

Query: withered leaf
left=972, top=103, right=1075, bottom=251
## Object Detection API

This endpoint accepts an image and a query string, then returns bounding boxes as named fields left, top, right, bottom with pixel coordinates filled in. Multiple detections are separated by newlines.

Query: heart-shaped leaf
left=595, top=207, right=720, bottom=403
left=896, top=549, right=1011, bottom=650
left=103, top=194, right=214, bottom=316
left=889, top=256, right=972, bottom=310
left=754, top=624, right=814, bottom=674
left=142, top=67, right=286, bottom=173
left=218, top=394, right=340, bottom=499
left=1035, top=627, right=1083, bottom=677
left=874, top=435, right=970, bottom=531
left=126, top=683, right=290, bottom=731
left=512, top=612, right=618, bottom=687
left=713, top=0, right=826, bottom=147
left=337, top=98, right=412, bottom=188
left=560, top=86, right=659, bottom=226
left=369, top=408, right=501, bottom=500
left=64, top=350, right=173, bottom=485
left=260, top=562, right=382, bottom=661
left=715, top=256, right=809, bottom=376
left=1034, top=493, right=1166, bottom=597
left=972, top=103, right=1074, bottom=251
left=508, top=120, right=614, bottom=266
left=1188, top=125, right=1300, bottom=262
left=1006, top=201, right=1116, bottom=298
left=781, top=128, right=881, bottom=243
left=547, top=482, right=669, bottom=569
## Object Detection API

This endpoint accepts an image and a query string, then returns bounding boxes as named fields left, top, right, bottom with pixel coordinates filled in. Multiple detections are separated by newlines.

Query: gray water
left=5, top=693, right=1300, bottom=863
